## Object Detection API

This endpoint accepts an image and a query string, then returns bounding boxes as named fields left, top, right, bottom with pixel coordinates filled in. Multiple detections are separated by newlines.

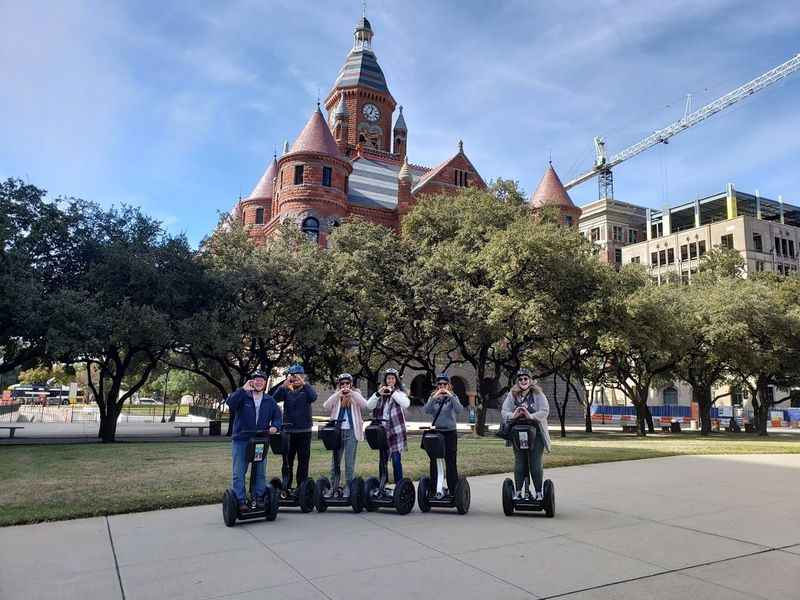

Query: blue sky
left=2, top=0, right=799, bottom=246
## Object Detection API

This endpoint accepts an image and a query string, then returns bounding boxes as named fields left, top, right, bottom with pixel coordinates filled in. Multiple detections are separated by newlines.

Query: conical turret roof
left=289, top=107, right=341, bottom=157
left=393, top=105, right=407, bottom=132
left=248, top=155, right=278, bottom=199
left=530, top=165, right=577, bottom=209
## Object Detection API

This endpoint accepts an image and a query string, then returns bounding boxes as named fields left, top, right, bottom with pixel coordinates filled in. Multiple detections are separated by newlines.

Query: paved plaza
left=2, top=454, right=799, bottom=599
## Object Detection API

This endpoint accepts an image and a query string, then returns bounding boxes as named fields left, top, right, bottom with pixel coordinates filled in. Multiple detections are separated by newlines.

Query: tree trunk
left=643, top=403, right=655, bottom=433
left=475, top=397, right=487, bottom=437
left=559, top=380, right=569, bottom=438
left=756, top=380, right=770, bottom=437
left=99, top=401, right=120, bottom=443
left=696, top=386, right=713, bottom=436
left=584, top=403, right=593, bottom=433
left=634, top=401, right=647, bottom=437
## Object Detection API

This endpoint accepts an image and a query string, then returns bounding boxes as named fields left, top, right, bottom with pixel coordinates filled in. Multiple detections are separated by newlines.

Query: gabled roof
left=411, top=142, right=485, bottom=194
left=531, top=165, right=577, bottom=209
left=289, top=107, right=341, bottom=158
left=332, top=48, right=389, bottom=94
left=348, top=157, right=427, bottom=210
left=247, top=156, right=278, bottom=200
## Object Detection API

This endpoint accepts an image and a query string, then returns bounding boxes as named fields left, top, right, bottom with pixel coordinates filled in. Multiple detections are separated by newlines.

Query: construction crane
left=564, top=53, right=800, bottom=200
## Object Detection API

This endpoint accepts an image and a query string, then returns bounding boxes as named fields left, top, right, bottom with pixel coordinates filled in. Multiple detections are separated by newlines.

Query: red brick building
left=232, top=16, right=490, bottom=246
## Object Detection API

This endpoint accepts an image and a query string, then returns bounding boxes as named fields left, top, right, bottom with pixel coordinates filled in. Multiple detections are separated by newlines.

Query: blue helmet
left=436, top=373, right=450, bottom=383
left=251, top=369, right=268, bottom=380
left=287, top=364, right=305, bottom=375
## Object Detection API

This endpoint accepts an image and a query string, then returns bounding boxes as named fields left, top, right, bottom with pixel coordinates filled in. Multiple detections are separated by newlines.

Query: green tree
left=601, top=273, right=688, bottom=435
left=713, top=277, right=800, bottom=435
left=48, top=204, right=205, bottom=442
left=402, top=186, right=530, bottom=433
left=0, top=179, right=81, bottom=373
left=18, top=363, right=73, bottom=386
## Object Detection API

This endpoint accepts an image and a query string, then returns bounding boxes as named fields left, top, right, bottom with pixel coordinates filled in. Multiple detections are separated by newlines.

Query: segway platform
left=314, top=419, right=364, bottom=513
left=362, top=418, right=415, bottom=514
left=417, top=427, right=470, bottom=514
left=222, top=433, right=280, bottom=526
left=269, top=426, right=315, bottom=513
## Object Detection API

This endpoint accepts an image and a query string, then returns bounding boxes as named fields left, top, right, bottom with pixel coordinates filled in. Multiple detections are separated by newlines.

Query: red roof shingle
left=531, top=165, right=577, bottom=209
left=289, top=107, right=341, bottom=158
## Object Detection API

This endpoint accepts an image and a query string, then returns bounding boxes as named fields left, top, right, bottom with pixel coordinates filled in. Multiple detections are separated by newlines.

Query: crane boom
left=563, top=53, right=800, bottom=192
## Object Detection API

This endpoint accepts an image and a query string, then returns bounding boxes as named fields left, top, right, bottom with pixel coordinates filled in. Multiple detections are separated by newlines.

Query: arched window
left=663, top=386, right=678, bottom=405
left=255, top=208, right=264, bottom=224
left=410, top=374, right=432, bottom=406
left=301, top=216, right=319, bottom=243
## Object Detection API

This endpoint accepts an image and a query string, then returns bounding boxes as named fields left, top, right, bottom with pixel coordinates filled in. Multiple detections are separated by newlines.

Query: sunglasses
left=517, top=376, right=530, bottom=382
left=436, top=382, right=448, bottom=386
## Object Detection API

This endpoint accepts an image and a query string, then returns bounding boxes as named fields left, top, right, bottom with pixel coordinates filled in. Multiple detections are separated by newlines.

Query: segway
left=314, top=418, right=364, bottom=513
left=268, top=423, right=316, bottom=513
left=362, top=418, right=415, bottom=514
left=501, top=420, right=555, bottom=517
left=416, top=399, right=470, bottom=514
left=222, top=430, right=280, bottom=526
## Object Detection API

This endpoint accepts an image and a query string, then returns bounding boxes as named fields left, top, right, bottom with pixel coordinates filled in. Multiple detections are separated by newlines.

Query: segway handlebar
left=276, top=422, right=313, bottom=434
left=238, top=429, right=274, bottom=438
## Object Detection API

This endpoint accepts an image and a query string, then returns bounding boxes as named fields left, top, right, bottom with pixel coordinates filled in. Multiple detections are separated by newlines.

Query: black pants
left=284, top=431, right=312, bottom=489
left=429, top=429, right=458, bottom=493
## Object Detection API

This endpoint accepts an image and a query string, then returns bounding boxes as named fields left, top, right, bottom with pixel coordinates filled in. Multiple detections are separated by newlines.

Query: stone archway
left=450, top=376, right=468, bottom=405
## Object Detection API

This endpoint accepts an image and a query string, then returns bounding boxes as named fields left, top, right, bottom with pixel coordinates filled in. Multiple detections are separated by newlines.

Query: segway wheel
left=363, top=477, right=380, bottom=512
left=417, top=476, right=431, bottom=513
left=543, top=479, right=555, bottom=518
left=222, top=489, right=238, bottom=527
left=349, top=476, right=364, bottom=513
left=299, top=479, right=316, bottom=513
left=394, top=478, right=415, bottom=515
left=314, top=477, right=331, bottom=513
left=455, top=477, right=471, bottom=515
left=266, top=486, right=279, bottom=521
left=502, top=478, right=515, bottom=517
left=270, top=476, right=283, bottom=491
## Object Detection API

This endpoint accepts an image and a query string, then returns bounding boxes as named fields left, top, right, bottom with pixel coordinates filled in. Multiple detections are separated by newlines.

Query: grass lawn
left=1, top=431, right=799, bottom=526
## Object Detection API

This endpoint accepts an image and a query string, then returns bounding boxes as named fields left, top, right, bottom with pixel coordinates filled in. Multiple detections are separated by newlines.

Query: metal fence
left=0, top=401, right=189, bottom=424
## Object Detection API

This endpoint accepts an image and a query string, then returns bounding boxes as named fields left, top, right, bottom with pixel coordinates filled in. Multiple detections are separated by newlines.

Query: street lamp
left=161, top=368, right=170, bottom=423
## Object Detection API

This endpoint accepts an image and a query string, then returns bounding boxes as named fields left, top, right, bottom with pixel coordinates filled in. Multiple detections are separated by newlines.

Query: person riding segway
left=362, top=368, right=415, bottom=514
left=499, top=369, right=555, bottom=517
left=417, top=373, right=470, bottom=514
left=315, top=373, right=367, bottom=513
left=222, top=370, right=282, bottom=526
left=270, top=364, right=317, bottom=512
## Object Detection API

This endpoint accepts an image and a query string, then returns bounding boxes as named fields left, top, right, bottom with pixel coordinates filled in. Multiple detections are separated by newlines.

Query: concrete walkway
left=2, top=454, right=799, bottom=599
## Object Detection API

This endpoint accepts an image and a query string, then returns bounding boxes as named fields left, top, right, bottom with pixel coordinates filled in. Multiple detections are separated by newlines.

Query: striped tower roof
left=331, top=17, right=389, bottom=94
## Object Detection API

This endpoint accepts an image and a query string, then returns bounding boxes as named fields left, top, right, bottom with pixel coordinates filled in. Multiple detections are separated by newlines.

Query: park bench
left=174, top=424, right=208, bottom=437
left=0, top=425, right=24, bottom=438
left=621, top=424, right=638, bottom=433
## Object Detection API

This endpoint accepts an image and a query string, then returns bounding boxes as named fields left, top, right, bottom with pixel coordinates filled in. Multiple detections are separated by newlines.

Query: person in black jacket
left=225, top=370, right=282, bottom=512
left=272, top=364, right=317, bottom=488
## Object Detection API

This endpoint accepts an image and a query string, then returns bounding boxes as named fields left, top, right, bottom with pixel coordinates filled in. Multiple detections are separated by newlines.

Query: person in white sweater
left=322, top=373, right=367, bottom=496
left=366, top=368, right=410, bottom=483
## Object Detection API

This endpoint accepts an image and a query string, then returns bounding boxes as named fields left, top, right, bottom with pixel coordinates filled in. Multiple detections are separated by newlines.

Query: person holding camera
left=225, top=370, right=282, bottom=512
left=500, top=368, right=551, bottom=501
left=366, top=368, right=410, bottom=483
left=322, top=373, right=368, bottom=495
left=272, top=364, right=317, bottom=489
left=423, top=373, right=463, bottom=494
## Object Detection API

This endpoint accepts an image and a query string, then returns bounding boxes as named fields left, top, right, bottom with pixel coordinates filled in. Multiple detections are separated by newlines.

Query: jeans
left=330, top=428, right=358, bottom=488
left=429, top=429, right=459, bottom=493
left=285, top=431, right=312, bottom=489
left=232, top=440, right=266, bottom=502
left=391, top=451, right=403, bottom=483
left=513, top=428, right=545, bottom=493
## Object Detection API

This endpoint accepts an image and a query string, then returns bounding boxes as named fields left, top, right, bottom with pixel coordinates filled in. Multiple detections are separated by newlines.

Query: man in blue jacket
left=272, top=364, right=317, bottom=489
left=226, top=370, right=282, bottom=512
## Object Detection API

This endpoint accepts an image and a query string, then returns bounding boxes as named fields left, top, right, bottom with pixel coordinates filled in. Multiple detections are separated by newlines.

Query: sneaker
left=255, top=497, right=266, bottom=510
left=535, top=491, right=543, bottom=501
left=342, top=486, right=350, bottom=499
left=513, top=491, right=524, bottom=501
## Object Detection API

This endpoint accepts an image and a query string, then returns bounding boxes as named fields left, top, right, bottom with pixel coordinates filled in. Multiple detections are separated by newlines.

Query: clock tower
left=324, top=16, right=396, bottom=155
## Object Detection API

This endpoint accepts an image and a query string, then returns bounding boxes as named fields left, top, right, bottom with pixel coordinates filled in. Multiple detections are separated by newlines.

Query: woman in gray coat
left=501, top=368, right=551, bottom=501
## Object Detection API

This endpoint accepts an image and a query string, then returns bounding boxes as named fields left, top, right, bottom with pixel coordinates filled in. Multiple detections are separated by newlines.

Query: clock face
left=362, top=103, right=380, bottom=122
